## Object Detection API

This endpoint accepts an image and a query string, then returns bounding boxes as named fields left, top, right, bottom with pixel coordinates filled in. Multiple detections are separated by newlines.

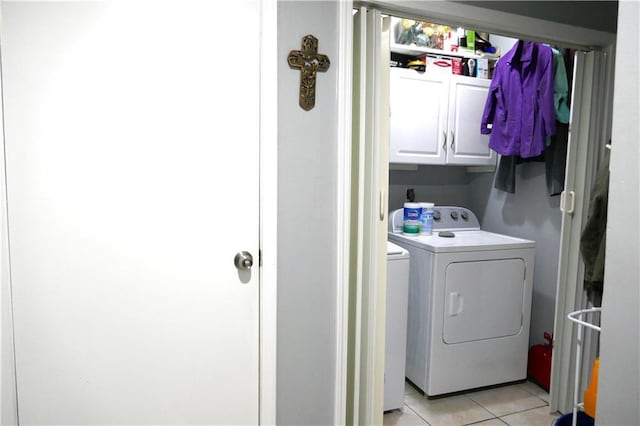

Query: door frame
left=260, top=0, right=278, bottom=423
left=334, top=1, right=355, bottom=425
left=349, top=0, right=616, bottom=420
left=0, top=1, right=279, bottom=424
left=0, top=1, right=19, bottom=419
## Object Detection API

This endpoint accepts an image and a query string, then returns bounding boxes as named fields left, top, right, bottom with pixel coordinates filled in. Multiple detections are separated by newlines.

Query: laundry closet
left=350, top=5, right=614, bottom=419
left=387, top=15, right=568, bottom=357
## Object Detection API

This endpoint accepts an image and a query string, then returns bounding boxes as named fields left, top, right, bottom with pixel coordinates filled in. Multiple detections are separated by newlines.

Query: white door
left=446, top=76, right=496, bottom=166
left=389, top=68, right=448, bottom=164
left=443, top=259, right=525, bottom=344
left=2, top=2, right=260, bottom=424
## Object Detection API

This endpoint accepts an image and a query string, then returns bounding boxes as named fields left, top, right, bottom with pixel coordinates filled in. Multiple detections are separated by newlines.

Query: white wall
left=277, top=2, right=342, bottom=424
left=596, top=1, right=640, bottom=424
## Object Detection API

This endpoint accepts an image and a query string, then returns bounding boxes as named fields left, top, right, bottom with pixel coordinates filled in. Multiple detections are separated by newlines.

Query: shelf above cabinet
left=391, top=43, right=499, bottom=62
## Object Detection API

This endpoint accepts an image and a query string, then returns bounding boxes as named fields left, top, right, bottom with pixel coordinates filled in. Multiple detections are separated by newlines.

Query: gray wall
left=388, top=166, right=473, bottom=212
left=596, top=1, right=640, bottom=424
left=468, top=165, right=562, bottom=347
left=455, top=1, right=618, bottom=33
left=277, top=2, right=340, bottom=424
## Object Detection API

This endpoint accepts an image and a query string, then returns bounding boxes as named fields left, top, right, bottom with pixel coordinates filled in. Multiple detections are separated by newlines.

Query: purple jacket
left=480, top=41, right=556, bottom=158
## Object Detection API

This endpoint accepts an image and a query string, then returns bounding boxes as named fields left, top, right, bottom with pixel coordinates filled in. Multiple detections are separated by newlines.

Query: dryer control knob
left=461, top=211, right=469, bottom=221
left=433, top=210, right=441, bottom=221
left=450, top=211, right=459, bottom=220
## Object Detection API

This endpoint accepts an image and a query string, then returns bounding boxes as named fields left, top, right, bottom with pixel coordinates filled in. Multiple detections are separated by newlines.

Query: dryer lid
left=389, top=230, right=535, bottom=253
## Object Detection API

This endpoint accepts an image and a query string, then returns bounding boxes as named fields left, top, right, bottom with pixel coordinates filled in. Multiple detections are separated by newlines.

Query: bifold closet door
left=551, top=50, right=610, bottom=414
left=350, top=7, right=389, bottom=426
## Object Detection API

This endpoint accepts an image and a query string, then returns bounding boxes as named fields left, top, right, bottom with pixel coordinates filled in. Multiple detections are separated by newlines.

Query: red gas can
left=527, top=332, right=553, bottom=391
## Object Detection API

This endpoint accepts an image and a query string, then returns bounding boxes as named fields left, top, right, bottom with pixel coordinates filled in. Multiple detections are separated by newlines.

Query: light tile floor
left=384, top=381, right=561, bottom=426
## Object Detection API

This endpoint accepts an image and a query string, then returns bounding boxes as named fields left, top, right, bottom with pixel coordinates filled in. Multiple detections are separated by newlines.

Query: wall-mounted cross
left=287, top=35, right=330, bottom=111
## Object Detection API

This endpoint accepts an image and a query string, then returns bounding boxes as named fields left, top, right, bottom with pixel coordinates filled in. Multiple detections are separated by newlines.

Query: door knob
left=234, top=251, right=254, bottom=271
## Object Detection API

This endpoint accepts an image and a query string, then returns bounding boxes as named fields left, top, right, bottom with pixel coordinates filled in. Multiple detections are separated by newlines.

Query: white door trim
left=334, top=1, right=354, bottom=425
left=0, top=2, right=20, bottom=419
left=260, top=0, right=278, bottom=424
left=348, top=9, right=368, bottom=425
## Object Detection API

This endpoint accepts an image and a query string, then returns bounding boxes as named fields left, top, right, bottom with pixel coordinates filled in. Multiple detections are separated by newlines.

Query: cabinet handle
left=442, top=131, right=447, bottom=150
left=450, top=130, right=455, bottom=150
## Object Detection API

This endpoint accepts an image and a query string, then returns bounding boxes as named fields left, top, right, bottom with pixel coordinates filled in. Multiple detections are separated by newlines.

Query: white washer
left=384, top=242, right=410, bottom=411
left=388, top=206, right=535, bottom=396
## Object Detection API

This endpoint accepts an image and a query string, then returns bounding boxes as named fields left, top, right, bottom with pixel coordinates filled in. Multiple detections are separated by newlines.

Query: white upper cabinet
left=389, top=67, right=448, bottom=164
left=446, top=76, right=496, bottom=166
left=389, top=67, right=496, bottom=166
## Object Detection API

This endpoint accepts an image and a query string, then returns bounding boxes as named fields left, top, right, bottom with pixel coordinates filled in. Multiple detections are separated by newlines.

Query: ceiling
left=454, top=1, right=618, bottom=33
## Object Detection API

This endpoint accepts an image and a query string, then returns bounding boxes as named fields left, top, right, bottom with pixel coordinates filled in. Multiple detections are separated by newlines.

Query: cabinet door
left=446, top=76, right=496, bottom=166
left=443, top=258, right=526, bottom=344
left=389, top=68, right=448, bottom=164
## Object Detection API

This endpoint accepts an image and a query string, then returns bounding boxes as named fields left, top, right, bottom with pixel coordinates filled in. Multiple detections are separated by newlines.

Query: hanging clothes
left=481, top=40, right=555, bottom=159
left=545, top=122, right=569, bottom=196
left=580, top=151, right=610, bottom=304
left=493, top=153, right=544, bottom=194
left=545, top=49, right=572, bottom=196
left=551, top=48, right=571, bottom=126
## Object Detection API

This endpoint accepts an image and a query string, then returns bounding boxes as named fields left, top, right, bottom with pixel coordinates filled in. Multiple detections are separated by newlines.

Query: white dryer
left=388, top=206, right=535, bottom=396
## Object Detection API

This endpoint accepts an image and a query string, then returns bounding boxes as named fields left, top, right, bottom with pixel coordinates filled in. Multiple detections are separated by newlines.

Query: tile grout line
left=461, top=415, right=501, bottom=426
left=461, top=415, right=511, bottom=426
left=499, top=404, right=561, bottom=420
left=518, top=382, right=551, bottom=402
left=463, top=394, right=501, bottom=420
left=403, top=402, right=432, bottom=426
left=465, top=388, right=550, bottom=418
left=475, top=400, right=550, bottom=419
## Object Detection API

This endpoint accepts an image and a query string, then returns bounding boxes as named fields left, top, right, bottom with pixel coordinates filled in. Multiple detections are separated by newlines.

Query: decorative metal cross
left=287, top=35, right=330, bottom=111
